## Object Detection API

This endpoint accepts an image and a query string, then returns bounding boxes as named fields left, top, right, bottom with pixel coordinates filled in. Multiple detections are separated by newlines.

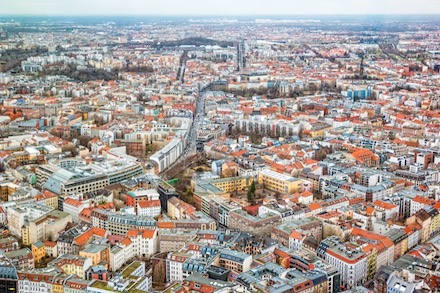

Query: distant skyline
left=1, top=0, right=440, bottom=16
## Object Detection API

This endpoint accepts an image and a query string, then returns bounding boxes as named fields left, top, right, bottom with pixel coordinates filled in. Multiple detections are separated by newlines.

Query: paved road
left=160, top=88, right=207, bottom=178
left=237, top=40, right=245, bottom=71
left=177, top=51, right=189, bottom=82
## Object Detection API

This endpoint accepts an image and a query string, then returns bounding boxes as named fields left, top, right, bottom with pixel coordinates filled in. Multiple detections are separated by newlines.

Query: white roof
left=24, top=146, right=40, bottom=155
left=259, top=169, right=298, bottom=182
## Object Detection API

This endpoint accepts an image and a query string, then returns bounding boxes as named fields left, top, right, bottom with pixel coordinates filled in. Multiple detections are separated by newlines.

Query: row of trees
left=41, top=63, right=119, bottom=82
left=0, top=46, right=48, bottom=72
left=40, top=62, right=155, bottom=82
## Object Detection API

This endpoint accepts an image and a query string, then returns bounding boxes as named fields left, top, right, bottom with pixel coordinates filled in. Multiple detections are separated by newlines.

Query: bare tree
left=152, top=260, right=166, bottom=285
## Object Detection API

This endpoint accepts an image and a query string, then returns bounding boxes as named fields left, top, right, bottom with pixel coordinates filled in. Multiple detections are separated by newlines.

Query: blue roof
left=67, top=114, right=77, bottom=121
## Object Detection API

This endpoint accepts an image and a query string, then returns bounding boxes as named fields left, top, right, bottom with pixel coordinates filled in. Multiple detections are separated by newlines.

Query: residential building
left=48, top=254, right=92, bottom=279
left=126, top=189, right=160, bottom=214
left=22, top=210, right=72, bottom=245
left=127, top=229, right=158, bottom=259
left=318, top=236, right=368, bottom=290
left=0, top=236, right=19, bottom=252
left=7, top=202, right=53, bottom=239
left=107, top=214, right=156, bottom=236
left=166, top=252, right=190, bottom=282
left=5, top=248, right=34, bottom=270
left=0, top=251, right=18, bottom=293
left=79, top=244, right=110, bottom=267
left=218, top=249, right=252, bottom=274
left=228, top=209, right=281, bottom=237
left=258, top=169, right=303, bottom=194
left=87, top=261, right=151, bottom=293
left=31, top=240, right=46, bottom=263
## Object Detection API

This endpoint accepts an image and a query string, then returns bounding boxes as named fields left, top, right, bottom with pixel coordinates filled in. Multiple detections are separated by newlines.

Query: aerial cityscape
left=0, top=1, right=440, bottom=293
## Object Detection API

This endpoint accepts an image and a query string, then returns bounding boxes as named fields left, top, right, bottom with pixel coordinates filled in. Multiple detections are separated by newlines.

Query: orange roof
left=274, top=248, right=291, bottom=259
left=44, top=240, right=57, bottom=247
left=34, top=194, right=45, bottom=201
left=309, top=203, right=322, bottom=211
left=73, top=227, right=106, bottom=246
left=413, top=195, right=433, bottom=205
left=289, top=230, right=305, bottom=240
left=292, top=161, right=304, bottom=170
left=92, top=227, right=106, bottom=237
left=35, top=190, right=58, bottom=201
left=301, top=191, right=313, bottom=197
left=373, top=200, right=398, bottom=210
left=365, top=207, right=375, bottom=216
left=157, top=222, right=176, bottom=229
left=392, top=179, right=406, bottom=185
left=64, top=197, right=83, bottom=208
left=393, top=139, right=419, bottom=147
left=79, top=208, right=92, bottom=218
left=229, top=150, right=246, bottom=157
left=120, top=237, right=132, bottom=246
left=270, top=162, right=286, bottom=172
left=351, top=227, right=394, bottom=249
left=317, top=211, right=341, bottom=219
left=127, top=229, right=156, bottom=239
left=303, top=159, right=318, bottom=165
left=362, top=243, right=375, bottom=253
left=351, top=149, right=377, bottom=163
left=73, top=233, right=90, bottom=247
left=403, top=222, right=422, bottom=235
left=244, top=204, right=261, bottom=216
left=137, top=200, right=161, bottom=208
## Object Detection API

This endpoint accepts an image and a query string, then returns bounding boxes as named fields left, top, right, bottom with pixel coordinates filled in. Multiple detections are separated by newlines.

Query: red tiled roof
left=289, top=230, right=305, bottom=240
left=365, top=207, right=375, bottom=216
left=137, top=200, right=161, bottom=208
left=308, top=203, right=322, bottom=211
left=73, top=227, right=106, bottom=246
left=373, top=200, right=398, bottom=210
left=413, top=195, right=433, bottom=205
left=44, top=241, right=57, bottom=247
left=127, top=229, right=156, bottom=239
left=64, top=198, right=83, bottom=208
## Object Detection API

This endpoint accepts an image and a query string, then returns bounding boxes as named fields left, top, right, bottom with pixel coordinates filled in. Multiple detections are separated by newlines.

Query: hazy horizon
left=1, top=0, right=440, bottom=16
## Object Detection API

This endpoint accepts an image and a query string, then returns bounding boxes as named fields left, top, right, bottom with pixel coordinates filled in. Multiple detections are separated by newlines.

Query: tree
left=152, top=260, right=166, bottom=285
left=247, top=188, right=253, bottom=202
left=250, top=180, right=256, bottom=194
left=61, top=143, right=77, bottom=157
left=247, top=181, right=256, bottom=202
left=388, top=131, right=396, bottom=140
left=94, top=115, right=105, bottom=126
left=78, top=135, right=92, bottom=147
left=222, top=168, right=232, bottom=178
left=181, top=186, right=194, bottom=204
left=247, top=189, right=254, bottom=202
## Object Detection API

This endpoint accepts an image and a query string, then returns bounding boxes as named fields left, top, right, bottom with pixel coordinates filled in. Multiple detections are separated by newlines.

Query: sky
left=1, top=0, right=440, bottom=16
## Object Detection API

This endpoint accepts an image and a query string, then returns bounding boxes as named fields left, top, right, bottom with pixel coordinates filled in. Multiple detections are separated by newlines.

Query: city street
left=160, top=87, right=207, bottom=178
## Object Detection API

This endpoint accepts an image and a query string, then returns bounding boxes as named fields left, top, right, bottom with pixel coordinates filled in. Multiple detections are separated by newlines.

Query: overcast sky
left=1, top=0, right=440, bottom=16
